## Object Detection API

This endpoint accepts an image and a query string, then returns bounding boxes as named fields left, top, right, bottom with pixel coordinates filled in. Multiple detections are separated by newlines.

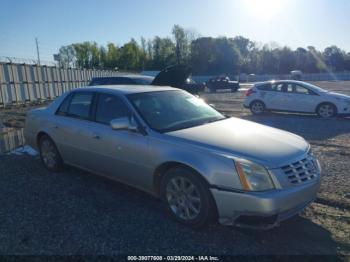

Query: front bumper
left=211, top=179, right=320, bottom=229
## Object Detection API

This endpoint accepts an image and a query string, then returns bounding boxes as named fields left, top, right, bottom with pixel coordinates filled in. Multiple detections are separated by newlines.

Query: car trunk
left=151, top=65, right=191, bottom=88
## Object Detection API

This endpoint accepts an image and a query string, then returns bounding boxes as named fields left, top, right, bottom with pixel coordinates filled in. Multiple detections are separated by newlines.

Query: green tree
left=118, top=39, right=142, bottom=71
left=190, top=37, right=215, bottom=74
left=58, top=45, right=76, bottom=68
left=59, top=24, right=350, bottom=74
left=71, top=42, right=100, bottom=69
left=106, top=43, right=119, bottom=69
left=323, top=46, right=346, bottom=71
left=90, top=42, right=100, bottom=68
left=190, top=37, right=240, bottom=75
left=276, top=47, right=296, bottom=74
left=152, top=36, right=176, bottom=69
left=99, top=46, right=107, bottom=68
left=140, top=37, right=148, bottom=70
left=172, top=25, right=190, bottom=65
left=294, top=47, right=308, bottom=72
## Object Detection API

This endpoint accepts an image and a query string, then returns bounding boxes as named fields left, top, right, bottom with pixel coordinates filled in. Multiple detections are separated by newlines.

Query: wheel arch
left=36, top=131, right=51, bottom=148
left=152, top=160, right=219, bottom=219
left=316, top=101, right=338, bottom=114
left=36, top=131, right=61, bottom=156
left=249, top=99, right=266, bottom=108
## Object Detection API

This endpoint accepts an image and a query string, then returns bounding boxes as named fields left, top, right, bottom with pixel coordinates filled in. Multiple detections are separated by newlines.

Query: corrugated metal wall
left=0, top=63, right=119, bottom=107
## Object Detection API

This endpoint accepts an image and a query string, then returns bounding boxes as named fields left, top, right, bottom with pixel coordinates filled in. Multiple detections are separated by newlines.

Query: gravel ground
left=0, top=81, right=349, bottom=256
left=0, top=155, right=348, bottom=256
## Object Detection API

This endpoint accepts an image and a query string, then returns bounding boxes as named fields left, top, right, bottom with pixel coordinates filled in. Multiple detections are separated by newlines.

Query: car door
left=262, top=82, right=286, bottom=110
left=49, top=91, right=98, bottom=168
left=87, top=92, right=152, bottom=190
left=281, top=83, right=319, bottom=112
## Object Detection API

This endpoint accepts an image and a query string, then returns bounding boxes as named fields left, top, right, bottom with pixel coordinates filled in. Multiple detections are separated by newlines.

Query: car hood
left=166, top=118, right=309, bottom=169
left=151, top=65, right=191, bottom=88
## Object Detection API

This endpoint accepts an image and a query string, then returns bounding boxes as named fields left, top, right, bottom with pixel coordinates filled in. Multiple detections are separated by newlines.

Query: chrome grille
left=281, top=155, right=318, bottom=185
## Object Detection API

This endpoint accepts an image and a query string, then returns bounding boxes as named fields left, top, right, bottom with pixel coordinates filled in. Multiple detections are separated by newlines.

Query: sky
left=1, top=0, right=350, bottom=62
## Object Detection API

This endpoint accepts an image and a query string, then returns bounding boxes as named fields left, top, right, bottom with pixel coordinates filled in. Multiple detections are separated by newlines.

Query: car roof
left=254, top=80, right=306, bottom=86
left=91, top=75, right=154, bottom=80
left=73, top=85, right=180, bottom=95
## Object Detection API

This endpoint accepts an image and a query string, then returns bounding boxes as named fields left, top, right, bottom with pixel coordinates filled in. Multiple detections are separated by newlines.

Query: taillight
left=245, top=88, right=256, bottom=97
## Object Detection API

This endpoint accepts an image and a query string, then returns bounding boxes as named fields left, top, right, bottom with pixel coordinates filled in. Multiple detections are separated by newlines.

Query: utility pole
left=35, top=37, right=41, bottom=65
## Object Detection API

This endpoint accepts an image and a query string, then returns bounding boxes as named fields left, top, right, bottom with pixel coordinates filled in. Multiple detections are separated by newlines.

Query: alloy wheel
left=166, top=176, right=202, bottom=221
left=41, top=139, right=58, bottom=169
left=318, top=104, right=336, bottom=118
left=251, top=101, right=265, bottom=114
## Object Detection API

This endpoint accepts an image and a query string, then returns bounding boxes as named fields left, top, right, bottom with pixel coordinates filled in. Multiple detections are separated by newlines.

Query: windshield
left=128, top=91, right=225, bottom=133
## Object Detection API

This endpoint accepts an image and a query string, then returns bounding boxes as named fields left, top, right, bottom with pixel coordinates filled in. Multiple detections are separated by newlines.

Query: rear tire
left=160, top=167, right=216, bottom=228
left=317, top=103, right=337, bottom=118
left=250, top=100, right=266, bottom=115
left=39, top=135, right=64, bottom=172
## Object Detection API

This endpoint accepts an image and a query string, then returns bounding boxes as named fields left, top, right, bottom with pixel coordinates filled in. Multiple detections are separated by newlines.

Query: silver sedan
left=24, top=85, right=321, bottom=229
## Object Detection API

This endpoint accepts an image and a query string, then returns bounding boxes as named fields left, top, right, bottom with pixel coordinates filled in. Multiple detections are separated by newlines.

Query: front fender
left=149, top=136, right=243, bottom=190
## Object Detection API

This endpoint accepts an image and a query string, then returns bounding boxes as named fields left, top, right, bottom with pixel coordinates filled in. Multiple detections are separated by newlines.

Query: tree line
left=58, top=25, right=350, bottom=75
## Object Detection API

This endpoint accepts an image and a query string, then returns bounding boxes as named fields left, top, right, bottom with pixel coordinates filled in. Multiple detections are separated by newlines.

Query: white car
left=244, top=80, right=350, bottom=118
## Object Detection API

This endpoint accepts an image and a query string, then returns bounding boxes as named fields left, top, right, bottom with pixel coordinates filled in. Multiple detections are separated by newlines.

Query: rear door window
left=56, top=94, right=73, bottom=115
left=257, top=84, right=272, bottom=91
left=67, top=92, right=94, bottom=120
left=271, top=83, right=285, bottom=92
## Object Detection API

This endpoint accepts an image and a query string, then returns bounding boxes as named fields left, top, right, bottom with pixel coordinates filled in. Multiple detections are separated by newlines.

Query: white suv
left=244, top=80, right=350, bottom=118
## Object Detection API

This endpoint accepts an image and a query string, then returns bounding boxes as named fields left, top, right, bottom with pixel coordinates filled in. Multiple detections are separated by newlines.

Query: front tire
left=39, top=135, right=64, bottom=172
left=250, top=100, right=266, bottom=115
left=317, top=103, right=337, bottom=118
left=160, top=167, right=216, bottom=228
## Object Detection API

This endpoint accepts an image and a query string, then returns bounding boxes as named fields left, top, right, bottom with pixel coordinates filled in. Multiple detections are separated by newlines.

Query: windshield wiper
left=201, top=116, right=228, bottom=125
left=162, top=121, right=203, bottom=133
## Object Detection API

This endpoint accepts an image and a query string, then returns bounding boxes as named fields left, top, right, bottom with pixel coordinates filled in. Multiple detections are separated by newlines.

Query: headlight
left=309, top=148, right=322, bottom=173
left=234, top=158, right=275, bottom=191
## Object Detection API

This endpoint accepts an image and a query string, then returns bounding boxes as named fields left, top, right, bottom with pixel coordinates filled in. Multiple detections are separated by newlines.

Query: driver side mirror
left=110, top=117, right=138, bottom=132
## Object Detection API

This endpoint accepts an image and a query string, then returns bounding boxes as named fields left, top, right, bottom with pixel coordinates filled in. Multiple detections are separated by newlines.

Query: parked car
left=206, top=76, right=240, bottom=92
left=89, top=66, right=205, bottom=94
left=89, top=75, right=154, bottom=86
left=244, top=80, right=350, bottom=118
left=25, top=78, right=321, bottom=229
left=182, top=78, right=206, bottom=94
left=291, top=70, right=302, bottom=80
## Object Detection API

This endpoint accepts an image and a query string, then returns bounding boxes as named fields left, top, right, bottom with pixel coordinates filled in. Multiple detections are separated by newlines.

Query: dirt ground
left=0, top=81, right=349, bottom=256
